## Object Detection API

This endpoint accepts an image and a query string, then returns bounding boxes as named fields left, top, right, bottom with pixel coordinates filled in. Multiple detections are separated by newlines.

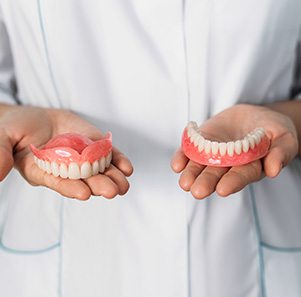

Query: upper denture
left=30, top=133, right=113, bottom=179
left=182, top=121, right=270, bottom=167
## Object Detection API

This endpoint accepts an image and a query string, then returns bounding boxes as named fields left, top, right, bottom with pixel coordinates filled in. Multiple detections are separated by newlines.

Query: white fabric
left=0, top=5, right=15, bottom=104
left=0, top=1, right=301, bottom=297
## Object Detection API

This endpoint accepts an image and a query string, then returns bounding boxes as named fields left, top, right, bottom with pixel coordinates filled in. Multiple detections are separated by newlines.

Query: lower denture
left=30, top=133, right=113, bottom=179
left=182, top=122, right=270, bottom=167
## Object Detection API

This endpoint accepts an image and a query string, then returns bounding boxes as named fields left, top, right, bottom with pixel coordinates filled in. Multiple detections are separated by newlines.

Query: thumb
left=263, top=132, right=298, bottom=178
left=0, top=129, right=14, bottom=181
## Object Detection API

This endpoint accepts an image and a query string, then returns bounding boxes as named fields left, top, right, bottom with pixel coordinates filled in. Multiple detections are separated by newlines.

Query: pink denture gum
left=30, top=132, right=112, bottom=179
left=182, top=121, right=270, bottom=167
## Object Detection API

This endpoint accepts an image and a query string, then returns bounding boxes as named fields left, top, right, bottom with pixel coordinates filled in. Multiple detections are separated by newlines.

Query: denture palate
left=182, top=121, right=270, bottom=167
left=30, top=132, right=113, bottom=179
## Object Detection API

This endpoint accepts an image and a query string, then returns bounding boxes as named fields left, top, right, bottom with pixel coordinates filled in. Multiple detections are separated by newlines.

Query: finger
left=190, top=166, right=229, bottom=199
left=15, top=154, right=92, bottom=200
left=171, top=148, right=189, bottom=173
left=0, top=131, right=14, bottom=181
left=263, top=133, right=298, bottom=178
left=216, top=160, right=263, bottom=197
left=84, top=173, right=119, bottom=199
left=104, top=164, right=130, bottom=195
left=112, top=147, right=133, bottom=177
left=179, top=160, right=205, bottom=191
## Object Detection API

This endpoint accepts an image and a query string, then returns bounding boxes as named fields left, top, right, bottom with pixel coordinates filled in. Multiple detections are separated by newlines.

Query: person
left=0, top=1, right=300, bottom=296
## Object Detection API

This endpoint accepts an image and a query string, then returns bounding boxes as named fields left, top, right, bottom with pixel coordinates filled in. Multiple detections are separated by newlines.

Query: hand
left=171, top=104, right=298, bottom=199
left=0, top=104, right=133, bottom=200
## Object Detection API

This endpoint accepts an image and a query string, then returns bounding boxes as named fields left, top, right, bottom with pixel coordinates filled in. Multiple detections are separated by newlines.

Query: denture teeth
left=255, top=127, right=265, bottom=137
left=198, top=137, right=205, bottom=152
left=219, top=142, right=227, bottom=156
left=190, top=131, right=199, bottom=146
left=227, top=142, right=235, bottom=157
left=45, top=161, right=52, bottom=174
left=187, top=123, right=198, bottom=138
left=234, top=140, right=242, bottom=155
left=37, top=159, right=43, bottom=170
left=186, top=124, right=266, bottom=159
left=34, top=150, right=113, bottom=179
left=80, top=161, right=92, bottom=179
left=40, top=160, right=45, bottom=171
left=187, top=121, right=198, bottom=130
left=68, top=162, right=81, bottom=179
left=195, top=135, right=202, bottom=147
left=51, top=161, right=60, bottom=177
left=211, top=142, right=219, bottom=155
left=187, top=128, right=193, bottom=138
left=242, top=138, right=250, bottom=153
left=105, top=151, right=112, bottom=168
left=92, top=160, right=100, bottom=176
left=247, top=134, right=255, bottom=149
left=99, top=157, right=106, bottom=173
left=252, top=133, right=261, bottom=145
left=204, top=140, right=212, bottom=154
left=59, top=163, right=68, bottom=179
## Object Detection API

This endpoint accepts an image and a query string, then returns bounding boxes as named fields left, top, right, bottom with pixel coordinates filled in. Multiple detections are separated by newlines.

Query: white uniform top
left=0, top=1, right=301, bottom=297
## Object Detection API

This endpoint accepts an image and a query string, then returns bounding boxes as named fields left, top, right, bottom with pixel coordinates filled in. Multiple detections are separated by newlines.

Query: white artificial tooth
left=255, top=130, right=264, bottom=141
left=92, top=160, right=99, bottom=175
left=242, top=138, right=250, bottom=153
left=187, top=124, right=198, bottom=138
left=37, top=159, right=43, bottom=169
left=193, top=134, right=201, bottom=147
left=204, top=140, right=212, bottom=154
left=227, top=142, right=235, bottom=157
left=68, top=162, right=81, bottom=179
left=190, top=131, right=198, bottom=144
left=45, top=161, right=51, bottom=174
left=81, top=162, right=92, bottom=179
left=187, top=122, right=198, bottom=133
left=105, top=151, right=112, bottom=168
left=234, top=140, right=242, bottom=155
left=247, top=134, right=255, bottom=149
left=198, top=136, right=205, bottom=152
left=51, top=162, right=60, bottom=177
left=255, top=127, right=265, bottom=136
left=59, top=163, right=68, bottom=179
left=187, top=121, right=197, bottom=128
left=219, top=142, right=227, bottom=156
left=252, top=133, right=261, bottom=145
left=211, top=142, right=219, bottom=155
left=40, top=160, right=45, bottom=171
left=99, top=157, right=106, bottom=173
left=41, top=160, right=46, bottom=171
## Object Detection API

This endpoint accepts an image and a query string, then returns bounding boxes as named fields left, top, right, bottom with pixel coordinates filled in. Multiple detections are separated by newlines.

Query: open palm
left=171, top=104, right=298, bottom=199
left=0, top=105, right=133, bottom=200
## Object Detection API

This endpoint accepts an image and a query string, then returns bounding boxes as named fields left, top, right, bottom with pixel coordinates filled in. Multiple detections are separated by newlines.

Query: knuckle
left=202, top=170, right=221, bottom=181
left=248, top=161, right=262, bottom=181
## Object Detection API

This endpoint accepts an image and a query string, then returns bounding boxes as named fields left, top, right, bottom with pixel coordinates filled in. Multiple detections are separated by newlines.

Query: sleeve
left=0, top=4, right=17, bottom=105
left=291, top=26, right=301, bottom=100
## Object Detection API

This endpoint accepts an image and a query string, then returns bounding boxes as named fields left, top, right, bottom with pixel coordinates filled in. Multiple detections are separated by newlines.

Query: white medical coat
left=0, top=1, right=301, bottom=297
